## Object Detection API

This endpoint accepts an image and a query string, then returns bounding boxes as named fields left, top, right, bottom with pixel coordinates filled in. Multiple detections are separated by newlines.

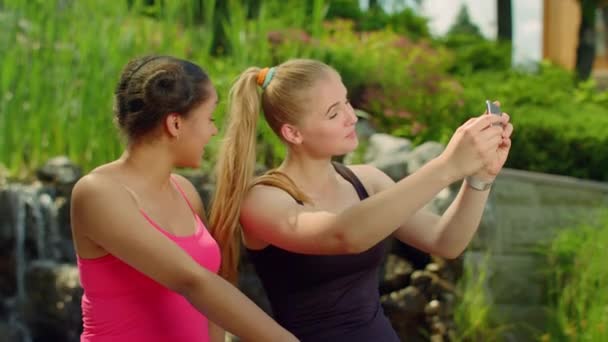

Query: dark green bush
left=440, top=33, right=512, bottom=75
left=455, top=64, right=608, bottom=181
left=326, top=1, right=430, bottom=40
left=326, top=0, right=362, bottom=21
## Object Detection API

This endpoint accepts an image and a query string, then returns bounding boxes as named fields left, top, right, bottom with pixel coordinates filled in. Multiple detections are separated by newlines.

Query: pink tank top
left=77, top=178, right=221, bottom=342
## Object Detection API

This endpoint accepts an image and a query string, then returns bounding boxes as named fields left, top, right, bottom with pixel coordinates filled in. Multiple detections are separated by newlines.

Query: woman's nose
left=346, top=106, right=358, bottom=126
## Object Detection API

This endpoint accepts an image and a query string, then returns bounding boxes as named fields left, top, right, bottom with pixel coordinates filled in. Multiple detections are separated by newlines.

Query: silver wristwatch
left=465, top=176, right=493, bottom=191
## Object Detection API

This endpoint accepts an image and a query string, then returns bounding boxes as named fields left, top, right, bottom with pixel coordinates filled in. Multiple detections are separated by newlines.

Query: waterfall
left=8, top=314, right=32, bottom=342
left=29, top=192, right=47, bottom=260
left=13, top=186, right=27, bottom=308
left=0, top=157, right=84, bottom=342
left=8, top=185, right=33, bottom=342
left=39, top=193, right=62, bottom=260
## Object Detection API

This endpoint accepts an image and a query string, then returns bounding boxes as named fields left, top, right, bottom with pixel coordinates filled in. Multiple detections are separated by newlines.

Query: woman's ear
left=280, top=123, right=303, bottom=145
left=165, top=113, right=182, bottom=139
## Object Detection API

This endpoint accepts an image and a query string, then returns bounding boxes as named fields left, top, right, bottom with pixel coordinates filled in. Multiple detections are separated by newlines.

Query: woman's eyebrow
left=324, top=101, right=341, bottom=116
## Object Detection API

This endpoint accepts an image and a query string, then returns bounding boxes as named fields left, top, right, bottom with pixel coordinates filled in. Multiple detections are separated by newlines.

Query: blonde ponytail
left=251, top=170, right=311, bottom=205
left=210, top=59, right=337, bottom=284
left=209, top=67, right=261, bottom=284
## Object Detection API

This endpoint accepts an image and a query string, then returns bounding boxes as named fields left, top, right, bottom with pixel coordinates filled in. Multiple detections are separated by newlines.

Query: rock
left=368, top=153, right=411, bottom=181
left=0, top=165, right=7, bottom=188
left=24, top=260, right=82, bottom=342
left=365, top=133, right=412, bottom=163
left=363, top=134, right=413, bottom=180
left=425, top=262, right=441, bottom=274
left=406, top=141, right=444, bottom=174
left=425, top=299, right=441, bottom=316
left=430, top=317, right=447, bottom=335
left=0, top=320, right=10, bottom=342
left=390, top=240, right=431, bottom=270
left=0, top=186, right=20, bottom=246
left=430, top=334, right=444, bottom=342
left=383, top=254, right=414, bottom=279
left=411, top=270, right=433, bottom=290
left=394, top=286, right=427, bottom=315
left=36, top=156, right=81, bottom=185
left=354, top=109, right=377, bottom=140
left=0, top=256, right=15, bottom=298
left=432, top=256, right=464, bottom=283
left=380, top=254, right=414, bottom=295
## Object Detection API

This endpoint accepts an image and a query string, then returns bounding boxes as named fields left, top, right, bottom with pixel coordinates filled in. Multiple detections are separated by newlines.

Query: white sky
left=360, top=0, right=544, bottom=66
left=421, top=0, right=543, bottom=65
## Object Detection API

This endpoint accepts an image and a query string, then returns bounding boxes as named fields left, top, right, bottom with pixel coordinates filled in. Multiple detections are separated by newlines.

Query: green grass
left=3, top=1, right=607, bottom=184
left=454, top=252, right=506, bottom=341
left=0, top=0, right=324, bottom=179
left=543, top=213, right=608, bottom=341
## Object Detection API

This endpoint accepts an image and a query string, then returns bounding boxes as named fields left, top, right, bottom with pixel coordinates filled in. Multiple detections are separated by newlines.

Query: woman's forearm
left=209, top=321, right=226, bottom=342
left=432, top=180, right=491, bottom=258
left=182, top=272, right=297, bottom=342
left=335, top=156, right=459, bottom=253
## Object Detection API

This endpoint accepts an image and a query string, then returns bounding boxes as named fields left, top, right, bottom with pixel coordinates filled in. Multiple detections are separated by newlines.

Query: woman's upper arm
left=71, top=175, right=208, bottom=293
left=357, top=165, right=442, bottom=251
left=240, top=185, right=348, bottom=255
left=349, top=164, right=395, bottom=193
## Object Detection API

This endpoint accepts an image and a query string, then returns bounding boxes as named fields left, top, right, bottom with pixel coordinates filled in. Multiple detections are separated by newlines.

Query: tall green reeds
left=0, top=0, right=327, bottom=179
left=454, top=253, right=506, bottom=341
left=543, top=213, right=608, bottom=341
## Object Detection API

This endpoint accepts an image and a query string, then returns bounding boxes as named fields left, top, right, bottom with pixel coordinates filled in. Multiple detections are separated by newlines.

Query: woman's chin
left=334, top=141, right=359, bottom=157
left=345, top=138, right=359, bottom=152
left=175, top=160, right=201, bottom=169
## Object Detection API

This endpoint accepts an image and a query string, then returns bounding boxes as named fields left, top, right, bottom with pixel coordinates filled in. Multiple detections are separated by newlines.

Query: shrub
left=544, top=213, right=608, bottom=341
left=456, top=63, right=608, bottom=181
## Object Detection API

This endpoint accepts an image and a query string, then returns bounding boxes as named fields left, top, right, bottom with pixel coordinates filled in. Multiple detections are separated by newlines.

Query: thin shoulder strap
left=121, top=184, right=143, bottom=208
left=332, top=162, right=369, bottom=200
left=170, top=175, right=196, bottom=213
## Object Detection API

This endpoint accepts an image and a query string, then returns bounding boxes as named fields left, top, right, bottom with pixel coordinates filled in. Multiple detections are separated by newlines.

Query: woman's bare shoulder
left=341, top=164, right=394, bottom=195
left=71, top=170, right=136, bottom=224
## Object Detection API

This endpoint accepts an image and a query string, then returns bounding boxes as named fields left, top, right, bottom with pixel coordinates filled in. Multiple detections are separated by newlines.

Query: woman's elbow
left=434, top=245, right=464, bottom=260
left=431, top=232, right=467, bottom=260
left=334, top=231, right=369, bottom=254
left=170, top=268, right=208, bottom=296
left=440, top=250, right=463, bottom=260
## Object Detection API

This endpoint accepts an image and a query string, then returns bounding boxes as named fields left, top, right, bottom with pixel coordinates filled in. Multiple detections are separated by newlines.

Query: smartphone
left=486, top=100, right=502, bottom=126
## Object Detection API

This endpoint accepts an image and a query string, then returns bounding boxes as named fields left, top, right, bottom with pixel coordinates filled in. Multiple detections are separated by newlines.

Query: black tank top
left=247, top=162, right=400, bottom=342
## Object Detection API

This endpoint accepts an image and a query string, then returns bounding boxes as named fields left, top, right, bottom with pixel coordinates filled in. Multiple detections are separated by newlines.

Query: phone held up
left=486, top=100, right=503, bottom=127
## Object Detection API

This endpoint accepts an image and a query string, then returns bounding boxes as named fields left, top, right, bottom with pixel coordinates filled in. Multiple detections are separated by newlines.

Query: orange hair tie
left=257, top=68, right=270, bottom=87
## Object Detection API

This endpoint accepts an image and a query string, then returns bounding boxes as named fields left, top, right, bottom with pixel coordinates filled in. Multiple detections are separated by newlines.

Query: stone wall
left=466, top=168, right=608, bottom=341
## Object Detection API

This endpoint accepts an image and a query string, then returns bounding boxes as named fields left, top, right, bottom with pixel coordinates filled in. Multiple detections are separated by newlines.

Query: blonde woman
left=211, top=59, right=512, bottom=341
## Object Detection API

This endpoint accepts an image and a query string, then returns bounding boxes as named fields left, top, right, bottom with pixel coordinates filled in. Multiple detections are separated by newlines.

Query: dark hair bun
left=143, top=64, right=192, bottom=113
left=113, top=55, right=210, bottom=140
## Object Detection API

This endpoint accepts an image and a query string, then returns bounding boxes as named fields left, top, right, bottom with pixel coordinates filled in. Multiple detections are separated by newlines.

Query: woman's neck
left=279, top=151, right=339, bottom=197
left=119, top=140, right=175, bottom=192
